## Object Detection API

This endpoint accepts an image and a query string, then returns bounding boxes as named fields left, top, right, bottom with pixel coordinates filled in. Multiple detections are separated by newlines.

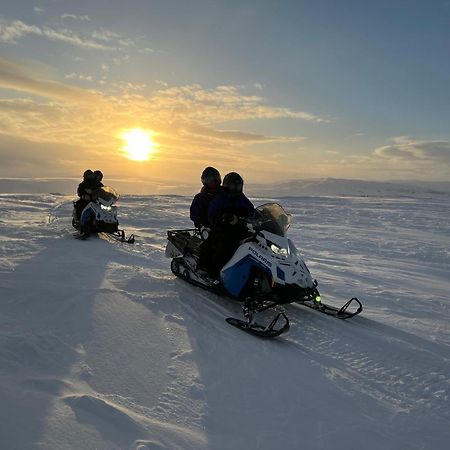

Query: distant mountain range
left=0, top=177, right=449, bottom=198
left=246, top=178, right=450, bottom=198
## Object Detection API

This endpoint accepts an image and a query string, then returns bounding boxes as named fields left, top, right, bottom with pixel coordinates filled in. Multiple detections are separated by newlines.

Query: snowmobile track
left=286, top=313, right=450, bottom=418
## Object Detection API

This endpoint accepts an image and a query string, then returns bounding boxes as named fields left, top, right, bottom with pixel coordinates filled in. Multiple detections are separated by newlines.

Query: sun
left=121, top=129, right=155, bottom=161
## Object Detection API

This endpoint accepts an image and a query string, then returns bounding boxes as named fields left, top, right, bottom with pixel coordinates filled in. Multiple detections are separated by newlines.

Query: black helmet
left=201, top=166, right=221, bottom=187
left=223, top=172, right=243, bottom=196
left=94, top=170, right=103, bottom=182
left=83, top=169, right=94, bottom=181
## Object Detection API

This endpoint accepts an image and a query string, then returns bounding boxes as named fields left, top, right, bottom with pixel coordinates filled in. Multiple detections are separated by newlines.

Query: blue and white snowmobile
left=166, top=203, right=362, bottom=338
left=72, top=186, right=134, bottom=243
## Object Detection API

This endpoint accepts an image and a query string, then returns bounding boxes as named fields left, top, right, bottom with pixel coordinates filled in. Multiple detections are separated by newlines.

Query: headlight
left=100, top=204, right=112, bottom=211
left=270, top=243, right=288, bottom=257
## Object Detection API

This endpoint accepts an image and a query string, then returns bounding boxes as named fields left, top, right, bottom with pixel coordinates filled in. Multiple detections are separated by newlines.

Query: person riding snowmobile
left=74, top=169, right=106, bottom=224
left=190, top=167, right=222, bottom=230
left=74, top=170, right=97, bottom=220
left=93, top=170, right=104, bottom=188
left=202, top=172, right=254, bottom=277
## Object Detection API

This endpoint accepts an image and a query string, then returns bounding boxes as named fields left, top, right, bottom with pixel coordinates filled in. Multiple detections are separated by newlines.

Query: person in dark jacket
left=203, top=172, right=254, bottom=277
left=74, top=169, right=96, bottom=220
left=208, top=172, right=254, bottom=226
left=93, top=170, right=105, bottom=188
left=74, top=169, right=105, bottom=221
left=190, top=167, right=222, bottom=229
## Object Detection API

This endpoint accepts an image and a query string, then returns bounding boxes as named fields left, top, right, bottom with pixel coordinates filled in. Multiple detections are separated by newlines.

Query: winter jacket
left=208, top=192, right=254, bottom=227
left=190, top=187, right=222, bottom=228
left=77, top=181, right=104, bottom=200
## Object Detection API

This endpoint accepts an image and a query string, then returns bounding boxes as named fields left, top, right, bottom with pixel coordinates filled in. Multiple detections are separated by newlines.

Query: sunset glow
left=0, top=1, right=448, bottom=184
left=121, top=129, right=155, bottom=161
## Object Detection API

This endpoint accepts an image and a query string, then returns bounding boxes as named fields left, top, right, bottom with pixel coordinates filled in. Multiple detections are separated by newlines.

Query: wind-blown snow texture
left=0, top=193, right=449, bottom=450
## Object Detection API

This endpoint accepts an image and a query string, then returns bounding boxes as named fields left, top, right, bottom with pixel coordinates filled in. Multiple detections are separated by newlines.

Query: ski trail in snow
left=285, top=306, right=450, bottom=420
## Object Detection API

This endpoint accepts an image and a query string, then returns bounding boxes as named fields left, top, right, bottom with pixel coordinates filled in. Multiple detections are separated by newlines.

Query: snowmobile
left=166, top=203, right=362, bottom=338
left=72, top=186, right=135, bottom=243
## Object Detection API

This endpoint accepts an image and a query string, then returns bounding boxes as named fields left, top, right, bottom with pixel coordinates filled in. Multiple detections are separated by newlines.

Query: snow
left=0, top=193, right=449, bottom=449
left=1, top=177, right=450, bottom=197
left=248, top=178, right=450, bottom=198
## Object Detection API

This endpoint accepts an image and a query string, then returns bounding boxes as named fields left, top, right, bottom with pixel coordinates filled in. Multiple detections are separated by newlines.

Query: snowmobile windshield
left=93, top=186, right=119, bottom=206
left=252, top=203, right=292, bottom=237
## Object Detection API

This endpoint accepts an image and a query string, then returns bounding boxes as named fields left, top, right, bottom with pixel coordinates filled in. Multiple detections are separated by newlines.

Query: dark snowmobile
left=166, top=203, right=362, bottom=338
left=72, top=186, right=135, bottom=243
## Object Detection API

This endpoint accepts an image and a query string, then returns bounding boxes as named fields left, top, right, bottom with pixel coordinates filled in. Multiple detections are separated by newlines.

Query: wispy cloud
left=144, top=84, right=327, bottom=123
left=33, top=7, right=45, bottom=15
left=184, top=124, right=303, bottom=144
left=0, top=17, right=143, bottom=52
left=0, top=133, right=93, bottom=177
left=0, top=57, right=100, bottom=102
left=0, top=19, right=41, bottom=43
left=65, top=72, right=94, bottom=82
left=374, top=137, right=450, bottom=162
left=112, top=54, right=130, bottom=65
left=61, top=14, right=91, bottom=22
left=42, top=26, right=116, bottom=50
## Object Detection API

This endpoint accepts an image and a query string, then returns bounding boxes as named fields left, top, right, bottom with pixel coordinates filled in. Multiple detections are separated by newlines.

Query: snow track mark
left=288, top=310, right=450, bottom=419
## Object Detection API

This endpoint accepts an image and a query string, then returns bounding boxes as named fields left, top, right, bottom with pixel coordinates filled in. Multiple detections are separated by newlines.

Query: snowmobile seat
left=168, top=229, right=203, bottom=257
left=185, top=234, right=203, bottom=257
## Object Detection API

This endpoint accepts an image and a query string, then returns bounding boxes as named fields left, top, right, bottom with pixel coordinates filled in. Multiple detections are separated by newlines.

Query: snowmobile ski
left=106, top=230, right=135, bottom=244
left=226, top=312, right=289, bottom=338
left=299, top=297, right=362, bottom=319
left=171, top=257, right=288, bottom=338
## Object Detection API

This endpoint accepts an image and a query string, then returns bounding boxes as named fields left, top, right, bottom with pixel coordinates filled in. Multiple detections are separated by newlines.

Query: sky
left=0, top=0, right=449, bottom=187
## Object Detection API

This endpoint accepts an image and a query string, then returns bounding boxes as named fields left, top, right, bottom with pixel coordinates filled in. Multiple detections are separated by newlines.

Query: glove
left=200, top=226, right=210, bottom=240
left=246, top=223, right=255, bottom=233
left=222, top=213, right=238, bottom=225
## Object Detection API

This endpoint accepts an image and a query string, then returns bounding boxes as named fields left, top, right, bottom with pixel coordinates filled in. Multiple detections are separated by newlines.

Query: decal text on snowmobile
left=249, top=246, right=273, bottom=267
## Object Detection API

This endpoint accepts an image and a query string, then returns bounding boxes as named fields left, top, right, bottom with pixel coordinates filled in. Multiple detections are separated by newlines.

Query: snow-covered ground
left=0, top=193, right=449, bottom=450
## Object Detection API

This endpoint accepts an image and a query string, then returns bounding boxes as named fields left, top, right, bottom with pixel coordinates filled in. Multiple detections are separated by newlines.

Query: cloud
left=0, top=18, right=117, bottom=50
left=112, top=55, right=130, bottom=65
left=140, top=47, right=156, bottom=53
left=0, top=57, right=100, bottom=102
left=0, top=57, right=327, bottom=180
left=0, top=61, right=323, bottom=145
left=0, top=98, right=60, bottom=115
left=0, top=15, right=168, bottom=57
left=42, top=26, right=115, bottom=50
left=145, top=84, right=327, bottom=123
left=0, top=19, right=42, bottom=43
left=33, top=7, right=45, bottom=15
left=374, top=137, right=450, bottom=162
left=184, top=124, right=303, bottom=144
left=61, top=14, right=91, bottom=22
left=65, top=72, right=94, bottom=82
left=0, top=133, right=87, bottom=177
left=91, top=29, right=121, bottom=41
